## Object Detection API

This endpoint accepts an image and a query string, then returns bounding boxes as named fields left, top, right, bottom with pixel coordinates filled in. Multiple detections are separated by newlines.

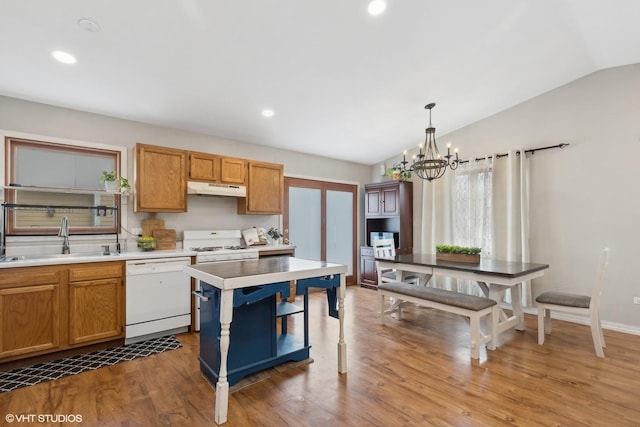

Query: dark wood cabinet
left=360, top=246, right=377, bottom=289
left=366, top=185, right=400, bottom=217
left=361, top=181, right=413, bottom=288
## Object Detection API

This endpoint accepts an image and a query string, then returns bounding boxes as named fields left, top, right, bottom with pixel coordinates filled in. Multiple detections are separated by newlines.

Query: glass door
left=284, top=178, right=357, bottom=285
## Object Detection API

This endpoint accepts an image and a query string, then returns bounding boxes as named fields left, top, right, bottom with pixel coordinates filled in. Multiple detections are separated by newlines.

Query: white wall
left=375, top=63, right=640, bottom=332
left=0, top=95, right=371, bottom=250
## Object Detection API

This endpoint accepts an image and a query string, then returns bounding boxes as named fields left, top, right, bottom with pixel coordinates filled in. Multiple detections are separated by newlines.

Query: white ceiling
left=1, top=0, right=639, bottom=165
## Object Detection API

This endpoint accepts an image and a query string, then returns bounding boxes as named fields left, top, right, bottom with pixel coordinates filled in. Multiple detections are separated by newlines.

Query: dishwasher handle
left=192, top=290, right=210, bottom=302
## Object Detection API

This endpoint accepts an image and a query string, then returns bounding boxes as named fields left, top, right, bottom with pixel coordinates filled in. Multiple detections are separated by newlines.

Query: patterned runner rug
left=0, top=335, right=182, bottom=393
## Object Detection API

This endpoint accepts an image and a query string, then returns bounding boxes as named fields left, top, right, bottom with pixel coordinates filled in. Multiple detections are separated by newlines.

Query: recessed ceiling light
left=78, top=18, right=101, bottom=32
left=368, top=0, right=386, bottom=16
left=261, top=109, right=275, bottom=118
left=51, top=50, right=77, bottom=65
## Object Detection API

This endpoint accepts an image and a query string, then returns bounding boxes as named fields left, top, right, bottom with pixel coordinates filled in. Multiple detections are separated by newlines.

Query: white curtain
left=492, top=149, right=532, bottom=306
left=419, top=149, right=532, bottom=305
left=452, top=157, right=494, bottom=295
left=420, top=170, right=454, bottom=290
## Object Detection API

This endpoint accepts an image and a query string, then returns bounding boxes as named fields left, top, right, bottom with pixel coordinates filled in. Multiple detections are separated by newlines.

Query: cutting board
left=153, top=229, right=177, bottom=250
left=142, top=213, right=164, bottom=237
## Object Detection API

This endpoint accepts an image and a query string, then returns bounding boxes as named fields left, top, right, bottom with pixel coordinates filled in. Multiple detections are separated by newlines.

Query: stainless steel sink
left=0, top=252, right=120, bottom=262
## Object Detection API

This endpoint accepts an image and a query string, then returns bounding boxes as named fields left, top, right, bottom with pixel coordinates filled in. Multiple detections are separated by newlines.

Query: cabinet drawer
left=69, top=261, right=123, bottom=281
left=361, top=247, right=374, bottom=257
left=0, top=265, right=63, bottom=288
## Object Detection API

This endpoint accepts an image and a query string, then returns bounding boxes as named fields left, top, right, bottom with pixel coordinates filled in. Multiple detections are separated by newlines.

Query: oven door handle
left=192, top=290, right=210, bottom=301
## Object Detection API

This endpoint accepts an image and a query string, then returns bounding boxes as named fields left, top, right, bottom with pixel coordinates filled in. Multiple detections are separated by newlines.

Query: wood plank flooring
left=1, top=286, right=639, bottom=426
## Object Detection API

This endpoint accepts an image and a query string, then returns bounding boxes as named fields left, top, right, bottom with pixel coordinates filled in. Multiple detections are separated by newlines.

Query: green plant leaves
left=435, top=244, right=481, bottom=255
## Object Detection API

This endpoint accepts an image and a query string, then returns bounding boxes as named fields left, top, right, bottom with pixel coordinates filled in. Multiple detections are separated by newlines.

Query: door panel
left=284, top=178, right=357, bottom=285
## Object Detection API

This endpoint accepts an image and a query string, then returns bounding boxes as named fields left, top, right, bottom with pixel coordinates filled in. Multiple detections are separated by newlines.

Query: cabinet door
left=220, top=157, right=247, bottom=184
left=135, top=143, right=188, bottom=212
left=381, top=187, right=399, bottom=216
left=189, top=152, right=221, bottom=182
left=69, top=277, right=123, bottom=345
left=0, top=266, right=63, bottom=360
left=0, top=284, right=61, bottom=359
left=365, top=189, right=382, bottom=217
left=238, top=161, right=284, bottom=214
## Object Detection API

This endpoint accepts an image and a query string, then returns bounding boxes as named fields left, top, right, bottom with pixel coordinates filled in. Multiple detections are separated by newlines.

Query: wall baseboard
left=522, top=306, right=640, bottom=336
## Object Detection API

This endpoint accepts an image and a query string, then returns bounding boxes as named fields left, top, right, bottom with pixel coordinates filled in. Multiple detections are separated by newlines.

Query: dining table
left=375, top=253, right=550, bottom=349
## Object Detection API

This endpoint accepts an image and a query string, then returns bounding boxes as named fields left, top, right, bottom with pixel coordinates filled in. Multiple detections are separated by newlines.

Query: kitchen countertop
left=0, top=249, right=197, bottom=268
left=185, top=256, right=344, bottom=289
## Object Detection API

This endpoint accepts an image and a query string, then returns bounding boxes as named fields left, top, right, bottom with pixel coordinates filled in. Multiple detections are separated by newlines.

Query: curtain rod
left=458, top=143, right=569, bottom=164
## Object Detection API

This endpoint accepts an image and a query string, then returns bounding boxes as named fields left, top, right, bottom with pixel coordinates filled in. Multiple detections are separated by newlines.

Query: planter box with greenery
left=435, top=244, right=481, bottom=264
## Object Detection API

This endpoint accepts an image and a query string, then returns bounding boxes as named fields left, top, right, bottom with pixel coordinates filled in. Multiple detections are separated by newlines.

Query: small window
left=4, top=137, right=122, bottom=235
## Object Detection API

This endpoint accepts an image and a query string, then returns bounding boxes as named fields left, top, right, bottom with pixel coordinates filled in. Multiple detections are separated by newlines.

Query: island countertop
left=184, top=256, right=346, bottom=290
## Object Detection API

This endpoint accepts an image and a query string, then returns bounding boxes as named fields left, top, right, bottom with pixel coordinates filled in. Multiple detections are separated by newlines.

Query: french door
left=284, top=177, right=357, bottom=285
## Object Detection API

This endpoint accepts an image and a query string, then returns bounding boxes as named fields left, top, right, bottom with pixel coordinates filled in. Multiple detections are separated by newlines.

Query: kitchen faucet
left=58, top=216, right=70, bottom=254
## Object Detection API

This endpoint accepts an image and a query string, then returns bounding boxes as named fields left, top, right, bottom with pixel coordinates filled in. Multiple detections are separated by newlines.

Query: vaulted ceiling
left=1, top=1, right=639, bottom=165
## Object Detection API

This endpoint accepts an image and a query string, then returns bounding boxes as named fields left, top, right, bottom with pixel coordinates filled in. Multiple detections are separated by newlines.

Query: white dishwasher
left=125, top=257, right=192, bottom=344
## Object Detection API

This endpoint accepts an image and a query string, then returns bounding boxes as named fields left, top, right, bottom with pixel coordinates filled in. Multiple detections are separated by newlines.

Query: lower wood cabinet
left=68, top=263, right=124, bottom=345
left=360, top=246, right=378, bottom=289
left=0, top=261, right=125, bottom=364
left=0, top=265, right=63, bottom=360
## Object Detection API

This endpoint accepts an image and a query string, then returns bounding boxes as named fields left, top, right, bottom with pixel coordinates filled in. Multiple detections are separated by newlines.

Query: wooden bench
left=378, top=281, right=498, bottom=359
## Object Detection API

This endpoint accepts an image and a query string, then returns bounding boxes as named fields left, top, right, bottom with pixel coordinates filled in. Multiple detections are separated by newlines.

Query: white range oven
left=183, top=229, right=260, bottom=331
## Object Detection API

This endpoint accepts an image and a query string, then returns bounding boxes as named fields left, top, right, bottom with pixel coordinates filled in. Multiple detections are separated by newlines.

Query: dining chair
left=372, top=238, right=420, bottom=285
left=535, top=247, right=610, bottom=358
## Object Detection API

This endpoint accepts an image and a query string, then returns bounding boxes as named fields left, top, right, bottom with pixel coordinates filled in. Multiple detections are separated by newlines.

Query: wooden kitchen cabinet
left=238, top=161, right=284, bottom=214
left=135, top=143, right=188, bottom=212
left=189, top=151, right=221, bottom=182
left=68, top=262, right=124, bottom=345
left=188, top=152, right=247, bottom=185
left=360, top=246, right=377, bottom=289
left=0, top=265, right=64, bottom=360
left=361, top=181, right=413, bottom=287
left=365, top=182, right=401, bottom=217
left=0, top=262, right=125, bottom=365
left=221, top=157, right=247, bottom=185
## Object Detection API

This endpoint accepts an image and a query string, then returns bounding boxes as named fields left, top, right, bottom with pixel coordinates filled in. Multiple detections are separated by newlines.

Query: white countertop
left=0, top=248, right=197, bottom=268
left=185, top=257, right=346, bottom=290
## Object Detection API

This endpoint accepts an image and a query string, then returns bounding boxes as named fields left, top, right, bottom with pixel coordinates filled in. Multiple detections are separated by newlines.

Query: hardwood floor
left=1, top=286, right=639, bottom=426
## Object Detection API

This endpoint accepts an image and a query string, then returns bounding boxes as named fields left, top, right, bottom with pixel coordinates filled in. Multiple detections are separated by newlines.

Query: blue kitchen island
left=184, top=257, right=347, bottom=425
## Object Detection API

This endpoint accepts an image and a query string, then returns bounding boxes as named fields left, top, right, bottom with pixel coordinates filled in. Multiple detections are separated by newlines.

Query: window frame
left=2, top=132, right=128, bottom=237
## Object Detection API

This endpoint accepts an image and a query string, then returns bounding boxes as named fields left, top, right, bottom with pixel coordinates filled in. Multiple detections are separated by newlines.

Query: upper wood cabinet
left=220, top=157, right=247, bottom=185
left=365, top=183, right=400, bottom=217
left=238, top=161, right=284, bottom=214
left=364, top=180, right=413, bottom=255
left=188, top=152, right=221, bottom=182
left=135, top=143, right=188, bottom=212
left=188, top=152, right=247, bottom=185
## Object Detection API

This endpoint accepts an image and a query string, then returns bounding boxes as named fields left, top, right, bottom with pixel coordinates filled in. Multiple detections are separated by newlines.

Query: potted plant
left=100, top=170, right=131, bottom=195
left=267, top=227, right=283, bottom=245
left=435, top=244, right=482, bottom=263
left=386, top=164, right=411, bottom=181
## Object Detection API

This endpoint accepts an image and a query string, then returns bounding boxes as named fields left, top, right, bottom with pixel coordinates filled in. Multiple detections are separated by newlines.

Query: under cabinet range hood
left=187, top=181, right=247, bottom=197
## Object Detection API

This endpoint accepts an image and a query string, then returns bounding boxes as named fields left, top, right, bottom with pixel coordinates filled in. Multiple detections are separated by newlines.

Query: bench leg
left=379, top=293, right=385, bottom=325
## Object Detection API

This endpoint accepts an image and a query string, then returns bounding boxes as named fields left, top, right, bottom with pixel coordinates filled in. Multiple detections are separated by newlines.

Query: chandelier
left=398, top=103, right=460, bottom=181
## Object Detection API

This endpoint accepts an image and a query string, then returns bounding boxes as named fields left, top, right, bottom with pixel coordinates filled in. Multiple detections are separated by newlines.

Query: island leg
left=215, top=289, right=234, bottom=425
left=337, top=274, right=347, bottom=373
